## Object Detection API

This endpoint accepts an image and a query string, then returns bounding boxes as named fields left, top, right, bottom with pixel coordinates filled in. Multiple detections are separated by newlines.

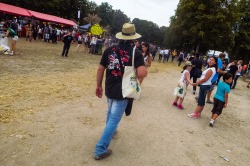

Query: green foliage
left=96, top=2, right=113, bottom=27
left=231, top=0, right=250, bottom=62
left=132, top=18, right=163, bottom=44
left=110, top=10, right=130, bottom=35
left=167, top=0, right=239, bottom=53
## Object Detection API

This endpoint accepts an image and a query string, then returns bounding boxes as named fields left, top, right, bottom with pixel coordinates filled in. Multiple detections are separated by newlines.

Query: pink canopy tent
left=28, top=10, right=75, bottom=26
left=0, top=2, right=76, bottom=26
left=0, top=2, right=31, bottom=17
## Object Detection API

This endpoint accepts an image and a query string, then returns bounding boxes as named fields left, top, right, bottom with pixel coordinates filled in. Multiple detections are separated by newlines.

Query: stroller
left=0, top=37, right=10, bottom=54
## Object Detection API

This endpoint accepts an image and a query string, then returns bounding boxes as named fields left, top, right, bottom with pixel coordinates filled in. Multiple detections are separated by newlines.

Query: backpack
left=9, top=28, right=16, bottom=36
left=178, top=53, right=184, bottom=61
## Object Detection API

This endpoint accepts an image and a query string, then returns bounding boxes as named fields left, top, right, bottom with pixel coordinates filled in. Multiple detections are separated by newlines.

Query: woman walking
left=178, top=51, right=184, bottom=66
left=139, top=42, right=152, bottom=84
left=76, top=33, right=83, bottom=52
left=231, top=60, right=243, bottom=89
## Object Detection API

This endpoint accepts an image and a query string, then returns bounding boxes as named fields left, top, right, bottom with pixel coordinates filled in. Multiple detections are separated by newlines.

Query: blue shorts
left=198, top=85, right=211, bottom=106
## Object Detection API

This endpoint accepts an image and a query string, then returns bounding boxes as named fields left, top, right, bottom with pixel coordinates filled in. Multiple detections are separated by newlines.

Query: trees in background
left=166, top=0, right=239, bottom=54
left=165, top=0, right=249, bottom=62
left=83, top=14, right=101, bottom=25
left=232, top=0, right=250, bottom=62
left=1, top=0, right=249, bottom=61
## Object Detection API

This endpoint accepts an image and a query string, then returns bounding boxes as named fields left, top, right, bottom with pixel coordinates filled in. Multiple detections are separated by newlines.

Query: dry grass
left=0, top=39, right=179, bottom=123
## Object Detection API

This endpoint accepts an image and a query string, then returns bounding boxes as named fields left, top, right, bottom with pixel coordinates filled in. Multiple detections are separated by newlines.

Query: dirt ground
left=0, top=39, right=249, bottom=166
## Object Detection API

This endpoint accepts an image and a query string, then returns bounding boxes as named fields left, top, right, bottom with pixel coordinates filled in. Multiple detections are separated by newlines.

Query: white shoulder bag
left=122, top=47, right=141, bottom=99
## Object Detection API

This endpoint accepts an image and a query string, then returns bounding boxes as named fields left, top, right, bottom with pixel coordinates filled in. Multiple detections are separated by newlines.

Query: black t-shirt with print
left=63, top=35, right=74, bottom=45
left=229, top=65, right=238, bottom=76
left=100, top=41, right=145, bottom=99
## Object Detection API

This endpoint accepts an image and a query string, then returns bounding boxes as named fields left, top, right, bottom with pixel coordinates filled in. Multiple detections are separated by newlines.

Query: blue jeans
left=94, top=98, right=128, bottom=156
left=232, top=75, right=240, bottom=89
left=163, top=54, right=169, bottom=62
left=197, top=85, right=211, bottom=106
left=178, top=60, right=182, bottom=66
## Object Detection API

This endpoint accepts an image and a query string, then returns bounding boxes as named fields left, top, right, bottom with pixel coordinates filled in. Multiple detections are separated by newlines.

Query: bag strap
left=132, top=46, right=136, bottom=67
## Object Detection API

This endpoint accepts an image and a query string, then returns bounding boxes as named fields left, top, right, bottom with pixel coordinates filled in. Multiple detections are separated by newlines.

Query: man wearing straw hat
left=94, top=23, right=147, bottom=160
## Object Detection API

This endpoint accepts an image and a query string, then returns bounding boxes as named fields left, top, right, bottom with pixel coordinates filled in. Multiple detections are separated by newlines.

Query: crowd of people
left=1, top=19, right=113, bottom=56
left=93, top=22, right=250, bottom=160
left=1, top=20, right=249, bottom=161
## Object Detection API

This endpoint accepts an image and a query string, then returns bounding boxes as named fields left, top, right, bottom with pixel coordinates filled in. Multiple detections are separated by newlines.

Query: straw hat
left=116, top=23, right=141, bottom=40
left=185, top=61, right=192, bottom=66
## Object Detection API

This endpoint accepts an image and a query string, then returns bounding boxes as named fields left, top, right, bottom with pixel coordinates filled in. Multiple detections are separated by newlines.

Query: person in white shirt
left=76, top=33, right=83, bottom=52
left=91, top=35, right=97, bottom=54
left=163, top=48, right=170, bottom=63
left=18, top=23, right=22, bottom=37
left=159, top=49, right=164, bottom=63
left=188, top=56, right=218, bottom=119
left=56, top=29, right=61, bottom=41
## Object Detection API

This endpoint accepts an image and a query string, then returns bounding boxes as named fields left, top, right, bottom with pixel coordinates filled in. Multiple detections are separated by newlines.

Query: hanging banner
left=78, top=10, right=80, bottom=19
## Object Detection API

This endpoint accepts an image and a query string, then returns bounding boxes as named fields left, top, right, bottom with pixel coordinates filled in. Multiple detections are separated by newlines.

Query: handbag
left=173, top=82, right=185, bottom=98
left=122, top=46, right=141, bottom=99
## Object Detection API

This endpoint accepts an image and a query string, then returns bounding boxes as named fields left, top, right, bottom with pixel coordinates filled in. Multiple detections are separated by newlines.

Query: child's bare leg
left=211, top=114, right=214, bottom=119
left=212, top=114, right=219, bottom=121
left=174, top=96, right=179, bottom=103
left=139, top=78, right=143, bottom=84
left=195, top=106, right=204, bottom=114
left=77, top=44, right=80, bottom=52
left=178, top=97, right=184, bottom=105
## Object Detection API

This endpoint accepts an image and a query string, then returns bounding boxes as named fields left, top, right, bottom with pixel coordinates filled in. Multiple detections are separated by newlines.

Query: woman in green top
left=3, top=24, right=18, bottom=55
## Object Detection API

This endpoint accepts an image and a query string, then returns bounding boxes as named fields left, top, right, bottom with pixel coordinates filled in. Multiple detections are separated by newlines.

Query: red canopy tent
left=0, top=2, right=31, bottom=17
left=28, top=10, right=75, bottom=26
left=0, top=3, right=76, bottom=26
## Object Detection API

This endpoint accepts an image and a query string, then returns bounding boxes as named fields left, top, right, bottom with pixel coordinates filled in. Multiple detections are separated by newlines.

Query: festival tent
left=78, top=23, right=91, bottom=31
left=28, top=10, right=76, bottom=26
left=0, top=2, right=31, bottom=17
left=0, top=2, right=76, bottom=26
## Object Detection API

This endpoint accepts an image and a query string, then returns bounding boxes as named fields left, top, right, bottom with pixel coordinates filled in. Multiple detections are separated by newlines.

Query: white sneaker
left=4, top=51, right=9, bottom=55
left=209, top=120, right=214, bottom=127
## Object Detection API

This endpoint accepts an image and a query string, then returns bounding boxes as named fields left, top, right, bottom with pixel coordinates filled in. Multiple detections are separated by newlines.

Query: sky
left=92, top=0, right=180, bottom=27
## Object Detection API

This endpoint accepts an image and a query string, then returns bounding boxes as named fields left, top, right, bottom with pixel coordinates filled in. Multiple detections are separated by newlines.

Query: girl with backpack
left=3, top=24, right=18, bottom=55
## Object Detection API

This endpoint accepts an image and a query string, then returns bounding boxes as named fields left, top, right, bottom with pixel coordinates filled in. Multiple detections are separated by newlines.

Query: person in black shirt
left=188, top=52, right=195, bottom=61
left=61, top=31, right=73, bottom=57
left=94, top=23, right=147, bottom=160
left=228, top=60, right=238, bottom=88
left=190, top=53, right=203, bottom=94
